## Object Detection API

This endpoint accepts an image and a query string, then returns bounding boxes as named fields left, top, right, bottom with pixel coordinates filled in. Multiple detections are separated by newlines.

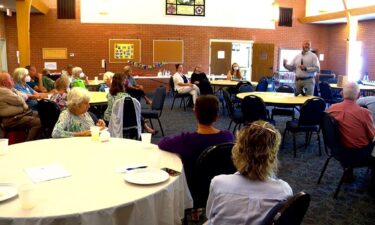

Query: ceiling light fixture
left=0, top=5, right=4, bottom=8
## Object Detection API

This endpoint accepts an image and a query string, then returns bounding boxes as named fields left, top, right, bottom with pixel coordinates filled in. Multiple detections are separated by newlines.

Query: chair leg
left=317, top=156, right=332, bottom=184
left=149, top=119, right=154, bottom=129
left=304, top=132, right=309, bottom=148
left=334, top=169, right=348, bottom=199
left=171, top=97, right=177, bottom=110
left=233, top=124, right=238, bottom=133
left=281, top=128, right=287, bottom=150
left=183, top=97, right=187, bottom=111
left=157, top=118, right=164, bottom=137
left=293, top=133, right=297, bottom=157
left=228, top=120, right=233, bottom=130
left=317, top=132, right=322, bottom=156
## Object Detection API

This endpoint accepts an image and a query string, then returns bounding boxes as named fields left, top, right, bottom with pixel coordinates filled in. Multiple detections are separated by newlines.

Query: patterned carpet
left=143, top=94, right=375, bottom=225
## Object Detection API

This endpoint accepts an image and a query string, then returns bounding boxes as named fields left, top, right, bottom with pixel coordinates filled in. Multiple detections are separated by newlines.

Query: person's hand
left=96, top=119, right=106, bottom=130
left=188, top=83, right=193, bottom=87
left=38, top=73, right=43, bottom=80
left=299, top=65, right=306, bottom=70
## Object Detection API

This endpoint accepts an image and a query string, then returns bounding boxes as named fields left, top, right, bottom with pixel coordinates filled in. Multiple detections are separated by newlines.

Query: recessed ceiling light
left=0, top=5, right=4, bottom=8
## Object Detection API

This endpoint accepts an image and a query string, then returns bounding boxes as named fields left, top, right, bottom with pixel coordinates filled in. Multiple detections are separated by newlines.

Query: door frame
left=209, top=39, right=254, bottom=80
left=0, top=38, right=8, bottom=72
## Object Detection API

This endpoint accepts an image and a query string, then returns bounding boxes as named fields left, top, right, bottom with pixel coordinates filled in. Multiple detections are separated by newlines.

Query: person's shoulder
left=211, top=173, right=237, bottom=185
left=268, top=177, right=293, bottom=194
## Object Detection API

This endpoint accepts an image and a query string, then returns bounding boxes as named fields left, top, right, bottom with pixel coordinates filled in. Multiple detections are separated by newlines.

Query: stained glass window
left=166, top=0, right=205, bottom=16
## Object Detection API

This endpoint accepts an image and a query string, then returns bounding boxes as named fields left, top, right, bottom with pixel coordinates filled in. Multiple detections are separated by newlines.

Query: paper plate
left=0, top=184, right=18, bottom=202
left=124, top=168, right=169, bottom=185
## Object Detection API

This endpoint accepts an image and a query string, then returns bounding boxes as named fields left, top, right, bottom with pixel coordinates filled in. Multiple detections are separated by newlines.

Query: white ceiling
left=0, top=0, right=40, bottom=13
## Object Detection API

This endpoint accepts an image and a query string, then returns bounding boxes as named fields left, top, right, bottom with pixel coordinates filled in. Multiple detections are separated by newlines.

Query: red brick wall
left=0, top=12, right=5, bottom=39
left=5, top=0, right=331, bottom=79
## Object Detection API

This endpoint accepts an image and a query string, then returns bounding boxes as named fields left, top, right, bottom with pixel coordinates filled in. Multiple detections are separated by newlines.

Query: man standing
left=0, top=72, right=41, bottom=141
left=327, top=82, right=375, bottom=182
left=284, top=40, right=320, bottom=96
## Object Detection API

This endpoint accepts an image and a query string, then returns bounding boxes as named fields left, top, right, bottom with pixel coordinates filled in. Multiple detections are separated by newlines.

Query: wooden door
left=251, top=43, right=274, bottom=82
left=210, top=42, right=232, bottom=75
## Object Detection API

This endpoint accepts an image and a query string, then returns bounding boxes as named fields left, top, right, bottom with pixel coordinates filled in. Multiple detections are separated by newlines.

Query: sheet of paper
left=24, top=164, right=71, bottom=183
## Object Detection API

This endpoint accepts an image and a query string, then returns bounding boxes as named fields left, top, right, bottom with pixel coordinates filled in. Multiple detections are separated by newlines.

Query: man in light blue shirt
left=283, top=40, right=320, bottom=96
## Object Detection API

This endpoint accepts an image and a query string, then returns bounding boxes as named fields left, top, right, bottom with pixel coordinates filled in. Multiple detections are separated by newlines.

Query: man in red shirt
left=327, top=82, right=375, bottom=183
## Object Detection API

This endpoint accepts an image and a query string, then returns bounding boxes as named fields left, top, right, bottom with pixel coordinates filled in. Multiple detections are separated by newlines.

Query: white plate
left=0, top=184, right=18, bottom=202
left=124, top=168, right=169, bottom=185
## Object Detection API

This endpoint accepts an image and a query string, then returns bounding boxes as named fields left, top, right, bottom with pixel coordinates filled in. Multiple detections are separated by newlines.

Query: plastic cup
left=18, top=183, right=37, bottom=210
left=140, top=133, right=152, bottom=144
left=104, top=87, right=110, bottom=94
left=90, top=126, right=100, bottom=141
left=0, top=139, right=8, bottom=155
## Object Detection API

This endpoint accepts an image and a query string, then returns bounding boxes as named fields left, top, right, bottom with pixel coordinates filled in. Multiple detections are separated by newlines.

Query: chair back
left=193, top=142, right=236, bottom=208
left=241, top=95, right=268, bottom=124
left=222, top=90, right=235, bottom=117
left=298, top=98, right=326, bottom=126
left=237, top=81, right=254, bottom=93
left=261, top=192, right=311, bottom=225
left=123, top=97, right=140, bottom=140
left=276, top=85, right=294, bottom=93
left=321, top=112, right=342, bottom=158
left=37, top=99, right=61, bottom=137
left=151, top=86, right=166, bottom=112
left=169, top=77, right=176, bottom=94
left=319, top=82, right=333, bottom=100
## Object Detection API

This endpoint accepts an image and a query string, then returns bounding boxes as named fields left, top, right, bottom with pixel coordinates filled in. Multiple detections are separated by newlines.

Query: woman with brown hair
left=206, top=121, right=292, bottom=224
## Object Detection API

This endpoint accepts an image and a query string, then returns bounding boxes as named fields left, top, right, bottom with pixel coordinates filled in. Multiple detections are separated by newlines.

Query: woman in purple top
left=158, top=95, right=234, bottom=216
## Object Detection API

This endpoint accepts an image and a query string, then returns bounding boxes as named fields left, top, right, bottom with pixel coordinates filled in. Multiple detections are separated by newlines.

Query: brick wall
left=5, top=0, right=331, bottom=79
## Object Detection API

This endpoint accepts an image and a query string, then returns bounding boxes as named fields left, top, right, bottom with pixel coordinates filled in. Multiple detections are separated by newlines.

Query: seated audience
left=206, top=120, right=292, bottom=224
left=61, top=64, right=73, bottom=83
left=50, top=77, right=70, bottom=110
left=52, top=87, right=105, bottom=138
left=227, top=62, right=242, bottom=80
left=158, top=95, right=234, bottom=213
left=124, top=66, right=152, bottom=104
left=41, top=68, right=56, bottom=92
left=327, top=82, right=375, bottom=182
left=191, top=65, right=213, bottom=95
left=0, top=72, right=41, bottom=141
left=13, top=67, right=46, bottom=111
left=98, top=71, right=114, bottom=92
left=103, top=73, right=156, bottom=133
left=357, top=96, right=375, bottom=122
left=71, top=67, right=88, bottom=89
left=25, top=65, right=47, bottom=93
left=173, top=64, right=200, bottom=105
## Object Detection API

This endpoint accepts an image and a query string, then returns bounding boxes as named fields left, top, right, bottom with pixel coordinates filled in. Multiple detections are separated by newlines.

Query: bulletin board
left=42, top=48, right=68, bottom=59
left=109, top=39, right=141, bottom=63
left=278, top=48, right=301, bottom=71
left=153, top=40, right=183, bottom=63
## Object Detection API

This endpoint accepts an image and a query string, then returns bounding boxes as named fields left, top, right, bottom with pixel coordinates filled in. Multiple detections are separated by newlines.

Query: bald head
left=343, top=82, right=360, bottom=100
left=123, top=65, right=132, bottom=75
left=0, top=72, right=14, bottom=89
left=302, top=40, right=311, bottom=53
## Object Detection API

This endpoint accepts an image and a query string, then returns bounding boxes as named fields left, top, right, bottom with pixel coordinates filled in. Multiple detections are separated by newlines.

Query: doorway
left=251, top=43, right=274, bottom=82
left=0, top=39, right=7, bottom=72
left=209, top=39, right=254, bottom=80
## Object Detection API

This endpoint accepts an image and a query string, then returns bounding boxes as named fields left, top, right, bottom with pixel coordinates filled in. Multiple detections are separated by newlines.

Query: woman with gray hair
left=13, top=67, right=46, bottom=111
left=98, top=71, right=114, bottom=92
left=52, top=87, right=105, bottom=138
left=206, top=121, right=292, bottom=224
left=71, top=67, right=88, bottom=89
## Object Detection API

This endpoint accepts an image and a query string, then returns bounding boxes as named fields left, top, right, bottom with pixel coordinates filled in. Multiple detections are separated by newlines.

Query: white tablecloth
left=0, top=137, right=193, bottom=225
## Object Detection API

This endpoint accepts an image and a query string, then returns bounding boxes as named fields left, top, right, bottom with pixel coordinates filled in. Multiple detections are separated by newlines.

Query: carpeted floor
left=142, top=94, right=375, bottom=225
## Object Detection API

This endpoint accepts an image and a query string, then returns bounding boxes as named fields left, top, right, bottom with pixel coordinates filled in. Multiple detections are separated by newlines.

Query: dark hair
left=175, top=64, right=182, bottom=70
left=110, top=73, right=126, bottom=96
left=195, top=95, right=219, bottom=125
left=25, top=65, right=31, bottom=70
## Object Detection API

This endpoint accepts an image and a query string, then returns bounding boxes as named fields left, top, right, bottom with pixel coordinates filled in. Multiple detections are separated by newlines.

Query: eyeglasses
left=249, top=122, right=276, bottom=134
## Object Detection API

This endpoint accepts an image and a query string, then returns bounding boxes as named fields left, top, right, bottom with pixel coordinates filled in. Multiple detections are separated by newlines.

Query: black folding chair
left=37, top=99, right=61, bottom=138
left=141, top=86, right=166, bottom=136
left=169, top=77, right=190, bottom=111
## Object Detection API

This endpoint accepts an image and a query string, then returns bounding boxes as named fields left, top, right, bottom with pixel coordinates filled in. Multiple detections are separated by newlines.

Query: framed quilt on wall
left=109, top=39, right=141, bottom=63
left=166, top=0, right=205, bottom=16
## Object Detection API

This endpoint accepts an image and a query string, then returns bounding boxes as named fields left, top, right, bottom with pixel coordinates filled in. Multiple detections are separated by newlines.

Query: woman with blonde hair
left=206, top=121, right=292, bottom=224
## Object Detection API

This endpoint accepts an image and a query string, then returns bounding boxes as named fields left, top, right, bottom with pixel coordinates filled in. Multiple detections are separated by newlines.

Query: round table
left=210, top=80, right=258, bottom=87
left=89, top=91, right=108, bottom=105
left=236, top=92, right=316, bottom=106
left=0, top=138, right=192, bottom=225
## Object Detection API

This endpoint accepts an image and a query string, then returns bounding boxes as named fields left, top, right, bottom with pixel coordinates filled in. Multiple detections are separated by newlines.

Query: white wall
left=81, top=0, right=276, bottom=29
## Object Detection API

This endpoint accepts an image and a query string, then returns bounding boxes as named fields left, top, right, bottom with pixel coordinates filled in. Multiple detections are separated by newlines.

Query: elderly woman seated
left=13, top=67, right=47, bottom=111
left=98, top=71, right=114, bottom=92
left=71, top=67, right=88, bottom=89
left=206, top=121, right=293, bottom=224
left=52, top=87, right=105, bottom=138
left=50, top=77, right=70, bottom=110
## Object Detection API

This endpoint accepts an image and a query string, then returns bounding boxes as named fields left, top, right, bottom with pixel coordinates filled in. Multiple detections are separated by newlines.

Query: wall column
left=16, top=0, right=32, bottom=67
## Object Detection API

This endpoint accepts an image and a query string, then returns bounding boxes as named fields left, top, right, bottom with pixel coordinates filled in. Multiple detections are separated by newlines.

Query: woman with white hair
left=13, top=67, right=46, bottom=110
left=98, top=71, right=114, bottom=92
left=71, top=67, right=88, bottom=89
left=52, top=87, right=106, bottom=138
